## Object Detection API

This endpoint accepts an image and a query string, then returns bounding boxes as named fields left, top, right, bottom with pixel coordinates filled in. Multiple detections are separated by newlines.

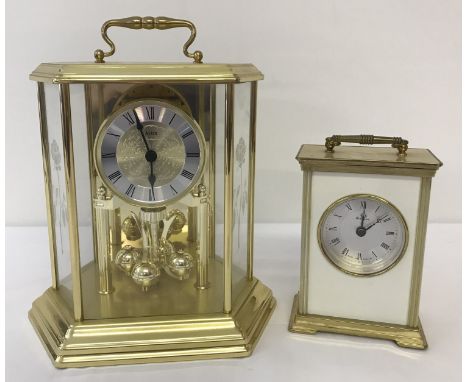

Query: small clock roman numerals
left=380, top=242, right=390, bottom=250
left=331, top=237, right=340, bottom=245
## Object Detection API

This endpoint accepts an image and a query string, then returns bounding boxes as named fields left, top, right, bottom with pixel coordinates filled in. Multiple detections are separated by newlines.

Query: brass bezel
left=94, top=98, right=206, bottom=208
left=317, top=193, right=409, bottom=277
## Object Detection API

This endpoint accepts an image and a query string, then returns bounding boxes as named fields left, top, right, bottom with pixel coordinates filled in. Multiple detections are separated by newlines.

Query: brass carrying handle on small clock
left=325, top=135, right=409, bottom=156
left=94, top=16, right=203, bottom=64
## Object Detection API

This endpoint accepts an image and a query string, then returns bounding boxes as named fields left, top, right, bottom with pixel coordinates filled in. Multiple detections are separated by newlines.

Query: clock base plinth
left=29, top=280, right=276, bottom=368
left=288, top=294, right=427, bottom=350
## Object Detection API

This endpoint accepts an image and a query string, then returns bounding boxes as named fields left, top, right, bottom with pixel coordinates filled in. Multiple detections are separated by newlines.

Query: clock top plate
left=30, top=63, right=263, bottom=84
left=296, top=144, right=442, bottom=176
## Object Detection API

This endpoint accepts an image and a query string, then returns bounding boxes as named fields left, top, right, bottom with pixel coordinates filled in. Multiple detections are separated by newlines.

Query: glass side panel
left=231, top=83, right=252, bottom=302
left=215, top=84, right=226, bottom=266
left=69, top=85, right=95, bottom=318
left=43, top=84, right=73, bottom=309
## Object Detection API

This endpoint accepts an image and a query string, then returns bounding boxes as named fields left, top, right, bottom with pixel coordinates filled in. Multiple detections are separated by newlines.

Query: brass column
left=93, top=187, right=114, bottom=294
left=298, top=170, right=312, bottom=314
left=223, top=84, right=234, bottom=314
left=60, top=83, right=83, bottom=321
left=195, top=185, right=209, bottom=289
left=247, top=82, right=257, bottom=280
left=407, top=177, right=432, bottom=326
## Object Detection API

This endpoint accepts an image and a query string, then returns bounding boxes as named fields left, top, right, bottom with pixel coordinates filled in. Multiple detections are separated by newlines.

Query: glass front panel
left=79, top=82, right=225, bottom=319
left=232, top=82, right=252, bottom=302
left=43, top=84, right=73, bottom=308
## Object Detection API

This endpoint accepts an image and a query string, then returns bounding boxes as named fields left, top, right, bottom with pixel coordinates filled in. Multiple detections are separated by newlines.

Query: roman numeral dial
left=318, top=195, right=408, bottom=276
left=95, top=99, right=205, bottom=206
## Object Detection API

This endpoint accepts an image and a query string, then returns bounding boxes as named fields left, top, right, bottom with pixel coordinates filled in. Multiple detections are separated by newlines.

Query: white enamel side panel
left=306, top=171, right=421, bottom=325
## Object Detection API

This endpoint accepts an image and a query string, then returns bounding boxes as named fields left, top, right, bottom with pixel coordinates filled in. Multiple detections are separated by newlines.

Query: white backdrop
left=5, top=0, right=460, bottom=225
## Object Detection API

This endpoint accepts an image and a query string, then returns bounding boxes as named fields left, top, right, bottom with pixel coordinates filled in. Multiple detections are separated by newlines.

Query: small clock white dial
left=94, top=99, right=205, bottom=206
left=318, top=194, right=408, bottom=276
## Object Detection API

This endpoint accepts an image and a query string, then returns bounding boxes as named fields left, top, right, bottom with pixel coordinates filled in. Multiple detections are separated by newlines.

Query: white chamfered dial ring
left=94, top=99, right=205, bottom=207
left=318, top=194, right=408, bottom=276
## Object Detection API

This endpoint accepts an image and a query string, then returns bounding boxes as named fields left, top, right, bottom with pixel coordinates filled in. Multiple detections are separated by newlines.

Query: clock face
left=318, top=194, right=408, bottom=276
left=95, top=99, right=205, bottom=206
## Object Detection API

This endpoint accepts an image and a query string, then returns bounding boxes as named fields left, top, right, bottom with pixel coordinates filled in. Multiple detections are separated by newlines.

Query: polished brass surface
left=94, top=16, right=203, bottom=64
left=85, top=83, right=100, bottom=265
left=325, top=135, right=409, bottom=156
left=165, top=249, right=194, bottom=281
left=131, top=262, right=161, bottom=291
left=29, top=279, right=275, bottom=367
left=94, top=186, right=114, bottom=294
left=247, top=82, right=256, bottom=280
left=30, top=63, right=264, bottom=84
left=194, top=184, right=209, bottom=289
left=68, top=256, right=237, bottom=319
left=187, top=207, right=197, bottom=242
left=109, top=208, right=122, bottom=260
left=296, top=144, right=443, bottom=177
left=38, top=83, right=59, bottom=289
left=298, top=171, right=312, bottom=314
left=208, top=85, right=216, bottom=260
left=289, top=295, right=427, bottom=349
left=115, top=245, right=142, bottom=274
left=407, top=177, right=432, bottom=326
left=316, top=193, right=409, bottom=277
left=224, top=84, right=235, bottom=314
left=122, top=215, right=141, bottom=241
left=60, top=84, right=83, bottom=321
left=166, top=209, right=186, bottom=236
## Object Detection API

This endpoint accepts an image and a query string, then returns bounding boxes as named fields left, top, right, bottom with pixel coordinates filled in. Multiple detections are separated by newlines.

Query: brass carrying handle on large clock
left=94, top=16, right=203, bottom=64
left=325, top=135, right=409, bottom=156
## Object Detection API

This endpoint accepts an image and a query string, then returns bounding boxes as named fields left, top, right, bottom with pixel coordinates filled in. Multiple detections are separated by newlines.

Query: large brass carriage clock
left=29, top=16, right=275, bottom=367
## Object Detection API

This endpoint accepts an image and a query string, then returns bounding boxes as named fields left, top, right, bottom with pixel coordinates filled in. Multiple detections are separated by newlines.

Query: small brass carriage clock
left=289, top=135, right=442, bottom=349
left=29, top=16, right=275, bottom=367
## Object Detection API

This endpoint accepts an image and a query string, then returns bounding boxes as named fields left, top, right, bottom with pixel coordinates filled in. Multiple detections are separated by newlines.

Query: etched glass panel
left=232, top=82, right=251, bottom=302
left=44, top=84, right=73, bottom=308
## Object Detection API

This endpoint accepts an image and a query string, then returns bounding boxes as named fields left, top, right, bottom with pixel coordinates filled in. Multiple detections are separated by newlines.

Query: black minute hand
left=132, top=109, right=158, bottom=198
left=133, top=109, right=151, bottom=152
left=365, top=214, right=388, bottom=231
